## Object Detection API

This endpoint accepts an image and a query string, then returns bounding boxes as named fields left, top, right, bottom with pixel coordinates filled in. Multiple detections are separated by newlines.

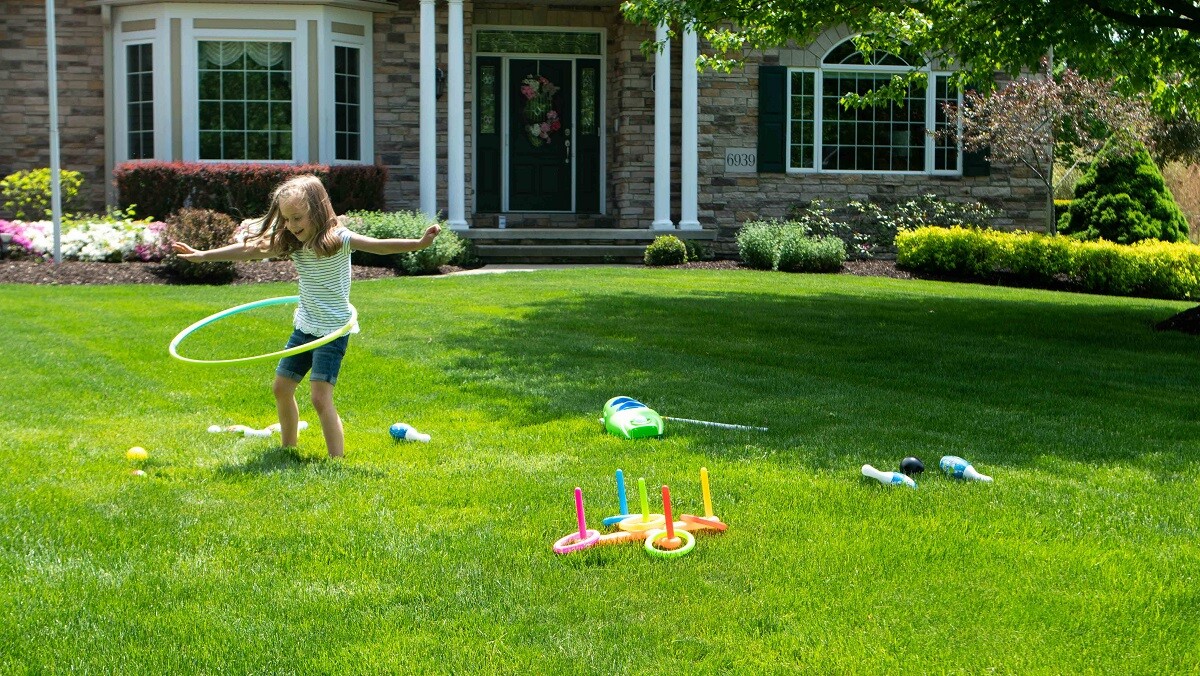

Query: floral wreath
left=520, top=74, right=562, bottom=147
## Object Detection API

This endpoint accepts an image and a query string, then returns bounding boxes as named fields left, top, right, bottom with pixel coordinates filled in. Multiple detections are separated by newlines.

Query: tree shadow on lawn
left=439, top=285, right=1200, bottom=475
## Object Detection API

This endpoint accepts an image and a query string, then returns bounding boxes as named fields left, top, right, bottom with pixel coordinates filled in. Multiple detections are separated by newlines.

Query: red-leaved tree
left=943, top=65, right=1156, bottom=234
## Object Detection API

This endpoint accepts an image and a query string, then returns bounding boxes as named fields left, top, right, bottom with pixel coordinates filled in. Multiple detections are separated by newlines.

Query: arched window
left=788, top=38, right=959, bottom=174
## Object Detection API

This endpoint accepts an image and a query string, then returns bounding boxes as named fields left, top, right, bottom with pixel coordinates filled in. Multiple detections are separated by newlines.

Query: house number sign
left=724, top=148, right=757, bottom=173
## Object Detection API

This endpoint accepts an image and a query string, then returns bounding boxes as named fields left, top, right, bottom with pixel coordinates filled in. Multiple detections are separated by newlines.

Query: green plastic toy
left=602, top=396, right=664, bottom=440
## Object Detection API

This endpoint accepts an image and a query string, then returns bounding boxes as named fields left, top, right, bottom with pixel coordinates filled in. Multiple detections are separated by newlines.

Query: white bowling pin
left=940, top=456, right=993, bottom=482
left=862, top=464, right=917, bottom=489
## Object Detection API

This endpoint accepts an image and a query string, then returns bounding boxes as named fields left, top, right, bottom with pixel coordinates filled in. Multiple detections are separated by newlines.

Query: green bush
left=1060, top=144, right=1190, bottom=244
left=1, top=168, right=84, bottom=220
left=897, top=225, right=1200, bottom=300
left=683, top=238, right=712, bottom=262
left=737, top=221, right=788, bottom=270
left=777, top=231, right=846, bottom=272
left=644, top=235, right=688, bottom=266
left=162, top=209, right=239, bottom=284
left=343, top=210, right=463, bottom=275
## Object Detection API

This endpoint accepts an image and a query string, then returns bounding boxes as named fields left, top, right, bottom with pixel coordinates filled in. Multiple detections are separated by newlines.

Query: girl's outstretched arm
left=347, top=224, right=441, bottom=255
left=171, top=239, right=272, bottom=262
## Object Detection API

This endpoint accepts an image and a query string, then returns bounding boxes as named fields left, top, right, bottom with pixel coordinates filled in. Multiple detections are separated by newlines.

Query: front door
left=508, top=59, right=572, bottom=211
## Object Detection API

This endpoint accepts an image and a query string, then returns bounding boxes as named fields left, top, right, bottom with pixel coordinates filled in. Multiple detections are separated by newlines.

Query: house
left=0, top=0, right=1046, bottom=259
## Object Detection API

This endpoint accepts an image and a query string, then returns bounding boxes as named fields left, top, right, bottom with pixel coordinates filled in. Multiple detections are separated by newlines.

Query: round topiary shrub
left=1060, top=144, right=1190, bottom=244
left=644, top=234, right=687, bottom=266
left=163, top=208, right=239, bottom=284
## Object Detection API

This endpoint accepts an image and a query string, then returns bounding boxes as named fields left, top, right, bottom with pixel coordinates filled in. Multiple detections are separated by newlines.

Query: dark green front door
left=509, top=59, right=572, bottom=211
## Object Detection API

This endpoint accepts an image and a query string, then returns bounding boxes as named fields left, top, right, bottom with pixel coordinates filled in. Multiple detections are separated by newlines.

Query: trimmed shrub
left=644, top=235, right=687, bottom=266
left=897, top=225, right=1200, bottom=300
left=1060, top=144, right=1190, bottom=244
left=777, top=231, right=846, bottom=272
left=1, top=168, right=84, bottom=220
left=343, top=210, right=462, bottom=275
left=737, top=221, right=787, bottom=270
left=162, top=208, right=240, bottom=284
left=114, top=162, right=388, bottom=221
left=684, top=238, right=712, bottom=262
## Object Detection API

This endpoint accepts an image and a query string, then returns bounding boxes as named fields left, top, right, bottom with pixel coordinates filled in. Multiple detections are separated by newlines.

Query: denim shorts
left=275, top=328, right=350, bottom=385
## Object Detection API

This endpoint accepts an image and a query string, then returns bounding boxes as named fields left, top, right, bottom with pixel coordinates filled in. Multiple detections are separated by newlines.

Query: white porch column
left=447, top=0, right=467, bottom=229
left=419, top=0, right=437, bottom=218
left=651, top=23, right=674, bottom=230
left=679, top=24, right=700, bottom=230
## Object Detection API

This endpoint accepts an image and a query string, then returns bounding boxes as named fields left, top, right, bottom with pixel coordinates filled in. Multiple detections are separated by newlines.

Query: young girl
left=172, top=175, right=440, bottom=458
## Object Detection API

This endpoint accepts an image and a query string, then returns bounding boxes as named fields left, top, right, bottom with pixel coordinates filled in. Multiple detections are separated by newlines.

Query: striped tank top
left=291, top=228, right=360, bottom=337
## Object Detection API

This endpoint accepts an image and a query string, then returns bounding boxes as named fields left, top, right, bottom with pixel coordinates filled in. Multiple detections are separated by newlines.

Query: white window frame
left=786, top=40, right=961, bottom=176
left=322, top=13, right=374, bottom=165
left=111, top=3, right=375, bottom=165
left=114, top=17, right=170, bottom=162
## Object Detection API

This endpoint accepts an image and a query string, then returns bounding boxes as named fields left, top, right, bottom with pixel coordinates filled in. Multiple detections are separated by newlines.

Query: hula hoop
left=645, top=529, right=695, bottom=558
left=553, top=529, right=600, bottom=554
left=169, top=296, right=358, bottom=365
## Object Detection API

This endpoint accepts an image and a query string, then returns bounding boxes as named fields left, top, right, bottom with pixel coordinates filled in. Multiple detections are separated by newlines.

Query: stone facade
left=0, top=0, right=1047, bottom=240
left=0, top=1, right=108, bottom=214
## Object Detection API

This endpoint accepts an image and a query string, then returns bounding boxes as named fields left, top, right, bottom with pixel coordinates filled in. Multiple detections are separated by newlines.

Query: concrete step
left=458, top=228, right=715, bottom=241
left=473, top=244, right=648, bottom=263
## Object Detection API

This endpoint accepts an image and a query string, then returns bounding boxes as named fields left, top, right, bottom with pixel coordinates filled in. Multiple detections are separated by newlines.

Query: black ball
left=900, top=456, right=925, bottom=476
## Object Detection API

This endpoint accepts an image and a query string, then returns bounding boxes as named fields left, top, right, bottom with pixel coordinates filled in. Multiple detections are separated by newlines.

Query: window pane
left=197, top=40, right=291, bottom=160
left=788, top=71, right=815, bottom=169
left=819, top=71, right=928, bottom=171
left=334, top=46, right=361, bottom=161
left=125, top=43, right=154, bottom=159
left=480, top=65, right=496, bottom=134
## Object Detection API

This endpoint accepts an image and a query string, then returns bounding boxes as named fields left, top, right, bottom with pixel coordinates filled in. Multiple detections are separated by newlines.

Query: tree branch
left=1077, top=0, right=1199, bottom=30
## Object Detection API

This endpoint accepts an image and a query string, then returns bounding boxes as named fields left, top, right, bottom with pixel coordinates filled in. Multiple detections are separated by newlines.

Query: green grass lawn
left=2, top=267, right=1198, bottom=672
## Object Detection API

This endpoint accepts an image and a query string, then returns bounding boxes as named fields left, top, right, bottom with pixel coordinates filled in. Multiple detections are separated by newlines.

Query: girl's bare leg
left=310, top=380, right=344, bottom=458
left=272, top=375, right=301, bottom=448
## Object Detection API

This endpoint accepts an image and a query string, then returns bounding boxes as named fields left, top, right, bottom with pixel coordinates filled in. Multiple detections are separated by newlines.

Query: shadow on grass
left=216, top=445, right=314, bottom=476
left=436, top=282, right=1200, bottom=474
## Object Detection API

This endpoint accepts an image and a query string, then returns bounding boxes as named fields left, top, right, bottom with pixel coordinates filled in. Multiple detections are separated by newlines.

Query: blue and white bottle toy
left=939, top=455, right=993, bottom=482
left=862, top=464, right=917, bottom=489
left=389, top=422, right=431, bottom=443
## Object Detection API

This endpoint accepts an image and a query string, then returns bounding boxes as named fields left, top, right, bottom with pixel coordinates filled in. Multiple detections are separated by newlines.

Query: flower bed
left=0, top=215, right=167, bottom=263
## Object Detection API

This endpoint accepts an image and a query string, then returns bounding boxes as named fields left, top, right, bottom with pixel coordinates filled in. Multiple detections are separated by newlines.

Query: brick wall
left=0, top=0, right=106, bottom=218
left=0, top=1, right=1048, bottom=235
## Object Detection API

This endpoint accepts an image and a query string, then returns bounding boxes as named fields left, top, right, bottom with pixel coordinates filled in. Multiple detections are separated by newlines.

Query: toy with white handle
left=862, top=464, right=917, bottom=489
left=208, top=421, right=308, bottom=438
left=940, top=455, right=993, bottom=482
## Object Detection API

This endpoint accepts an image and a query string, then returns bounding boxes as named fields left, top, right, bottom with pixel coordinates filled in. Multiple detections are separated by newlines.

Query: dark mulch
left=0, top=257, right=913, bottom=285
left=1153, top=305, right=1200, bottom=334
left=0, top=259, right=459, bottom=286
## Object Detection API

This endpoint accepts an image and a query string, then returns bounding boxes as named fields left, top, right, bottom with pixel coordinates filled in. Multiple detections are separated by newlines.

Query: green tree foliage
left=620, top=0, right=1200, bottom=115
left=1060, top=144, right=1190, bottom=244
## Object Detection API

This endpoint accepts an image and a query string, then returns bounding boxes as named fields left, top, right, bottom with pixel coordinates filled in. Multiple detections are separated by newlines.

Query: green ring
left=168, top=296, right=357, bottom=365
left=644, top=528, right=696, bottom=558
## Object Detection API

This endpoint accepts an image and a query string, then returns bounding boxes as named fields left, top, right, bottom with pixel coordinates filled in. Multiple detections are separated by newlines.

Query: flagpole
left=46, top=0, right=63, bottom=264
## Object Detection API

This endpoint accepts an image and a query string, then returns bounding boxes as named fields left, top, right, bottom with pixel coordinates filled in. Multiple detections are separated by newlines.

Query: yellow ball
left=126, top=446, right=149, bottom=461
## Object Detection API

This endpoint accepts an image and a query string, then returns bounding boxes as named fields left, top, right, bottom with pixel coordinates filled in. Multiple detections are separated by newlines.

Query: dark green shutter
left=757, top=65, right=786, bottom=173
left=961, top=87, right=991, bottom=176
left=962, top=147, right=991, bottom=176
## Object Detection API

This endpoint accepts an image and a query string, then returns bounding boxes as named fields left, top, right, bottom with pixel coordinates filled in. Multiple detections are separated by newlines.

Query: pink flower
left=521, top=85, right=535, bottom=100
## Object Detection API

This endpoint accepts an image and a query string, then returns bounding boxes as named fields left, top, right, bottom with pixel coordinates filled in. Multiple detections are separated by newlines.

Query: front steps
left=457, top=227, right=717, bottom=263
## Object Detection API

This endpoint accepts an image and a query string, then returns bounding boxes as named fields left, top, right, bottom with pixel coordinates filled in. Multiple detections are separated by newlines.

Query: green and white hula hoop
left=169, top=295, right=357, bottom=365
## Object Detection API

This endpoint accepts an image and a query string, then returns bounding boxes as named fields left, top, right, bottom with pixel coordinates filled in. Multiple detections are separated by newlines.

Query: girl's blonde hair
left=251, top=175, right=342, bottom=257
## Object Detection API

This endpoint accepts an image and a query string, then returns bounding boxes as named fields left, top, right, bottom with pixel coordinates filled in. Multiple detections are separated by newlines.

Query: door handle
left=564, top=128, right=571, bottom=163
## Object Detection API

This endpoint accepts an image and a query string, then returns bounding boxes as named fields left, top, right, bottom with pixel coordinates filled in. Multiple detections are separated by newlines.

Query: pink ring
left=553, top=529, right=600, bottom=554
